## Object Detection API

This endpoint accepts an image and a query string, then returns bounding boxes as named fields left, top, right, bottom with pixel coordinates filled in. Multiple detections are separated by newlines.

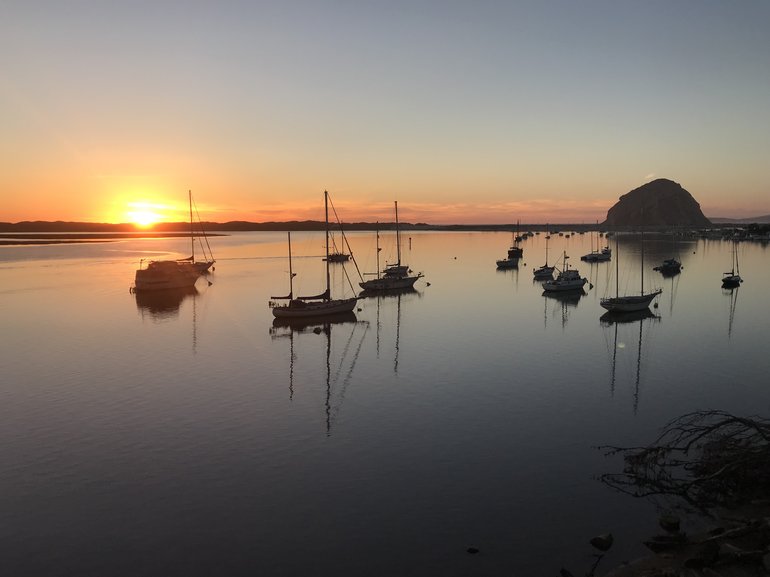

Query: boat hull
left=721, top=274, right=742, bottom=287
left=496, top=258, right=519, bottom=269
left=272, top=297, right=358, bottom=318
left=533, top=265, right=554, bottom=279
left=600, top=289, right=662, bottom=312
left=134, top=261, right=201, bottom=291
left=193, top=260, right=215, bottom=273
left=581, top=252, right=611, bottom=262
left=324, top=253, right=350, bottom=263
left=360, top=275, right=420, bottom=291
left=542, top=278, right=587, bottom=292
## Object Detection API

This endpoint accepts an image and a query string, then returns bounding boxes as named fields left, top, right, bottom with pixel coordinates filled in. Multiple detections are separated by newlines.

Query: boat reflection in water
left=542, top=288, right=586, bottom=328
left=270, top=312, right=366, bottom=434
left=599, top=308, right=658, bottom=326
left=134, top=286, right=199, bottom=320
left=601, top=308, right=660, bottom=414
left=722, top=285, right=740, bottom=339
left=270, top=311, right=357, bottom=332
left=358, top=286, right=420, bottom=374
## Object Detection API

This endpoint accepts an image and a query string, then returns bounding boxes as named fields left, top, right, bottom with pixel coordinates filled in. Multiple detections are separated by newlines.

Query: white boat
left=600, top=231, right=662, bottom=312
left=542, top=252, right=587, bottom=292
left=533, top=226, right=555, bottom=279
left=360, top=202, right=422, bottom=291
left=721, top=239, right=743, bottom=287
left=134, top=259, right=201, bottom=291
left=271, top=192, right=358, bottom=318
left=178, top=190, right=215, bottom=274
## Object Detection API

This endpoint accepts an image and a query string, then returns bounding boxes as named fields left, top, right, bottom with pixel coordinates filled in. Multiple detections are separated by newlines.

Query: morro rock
left=603, top=179, right=711, bottom=228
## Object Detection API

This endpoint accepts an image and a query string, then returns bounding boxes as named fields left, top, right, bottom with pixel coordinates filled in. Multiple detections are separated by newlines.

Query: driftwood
left=598, top=410, right=770, bottom=509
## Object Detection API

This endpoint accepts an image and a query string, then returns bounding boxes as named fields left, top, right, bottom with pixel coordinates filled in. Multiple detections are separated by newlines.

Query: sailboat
left=542, top=251, right=587, bottom=292
left=721, top=239, right=743, bottom=287
left=581, top=223, right=611, bottom=262
left=496, top=221, right=523, bottom=269
left=533, top=226, right=555, bottom=279
left=133, top=259, right=200, bottom=292
left=270, top=191, right=359, bottom=318
left=179, top=190, right=215, bottom=273
left=600, top=231, right=662, bottom=313
left=653, top=229, right=682, bottom=276
left=324, top=232, right=350, bottom=262
left=359, top=202, right=422, bottom=291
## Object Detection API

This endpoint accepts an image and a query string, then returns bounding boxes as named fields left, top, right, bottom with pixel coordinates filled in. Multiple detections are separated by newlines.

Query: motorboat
left=542, top=252, right=587, bottom=292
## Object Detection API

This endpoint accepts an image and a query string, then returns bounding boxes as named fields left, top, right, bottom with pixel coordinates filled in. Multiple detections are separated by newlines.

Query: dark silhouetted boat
left=270, top=191, right=358, bottom=318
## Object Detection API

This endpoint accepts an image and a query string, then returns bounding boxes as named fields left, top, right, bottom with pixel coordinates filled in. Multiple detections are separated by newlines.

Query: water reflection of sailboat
left=723, top=285, right=740, bottom=339
left=542, top=288, right=586, bottom=328
left=601, top=309, right=660, bottom=414
left=360, top=286, right=418, bottom=373
left=134, top=286, right=198, bottom=319
left=269, top=312, right=366, bottom=434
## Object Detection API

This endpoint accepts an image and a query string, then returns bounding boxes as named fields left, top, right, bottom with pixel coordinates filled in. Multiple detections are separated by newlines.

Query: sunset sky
left=2, top=1, right=769, bottom=225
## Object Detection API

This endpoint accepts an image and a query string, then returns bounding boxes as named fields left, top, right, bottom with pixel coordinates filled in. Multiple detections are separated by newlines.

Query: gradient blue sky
left=2, top=0, right=769, bottom=224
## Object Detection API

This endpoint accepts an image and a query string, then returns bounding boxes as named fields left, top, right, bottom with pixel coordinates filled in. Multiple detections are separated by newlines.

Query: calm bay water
left=2, top=231, right=769, bottom=576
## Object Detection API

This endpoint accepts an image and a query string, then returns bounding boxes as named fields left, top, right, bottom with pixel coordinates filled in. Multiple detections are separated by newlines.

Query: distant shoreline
left=1, top=222, right=764, bottom=247
left=0, top=220, right=757, bottom=236
left=0, top=231, right=228, bottom=246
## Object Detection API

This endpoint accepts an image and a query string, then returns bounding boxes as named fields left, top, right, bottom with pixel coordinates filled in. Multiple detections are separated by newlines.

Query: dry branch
left=598, top=410, right=770, bottom=509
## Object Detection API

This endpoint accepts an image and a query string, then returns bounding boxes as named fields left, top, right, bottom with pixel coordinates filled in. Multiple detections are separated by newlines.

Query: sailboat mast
left=375, top=222, right=381, bottom=280
left=288, top=231, right=294, bottom=298
left=615, top=234, right=620, bottom=298
left=189, top=190, right=194, bottom=261
left=641, top=225, right=644, bottom=296
left=395, top=201, right=401, bottom=266
left=324, top=190, right=330, bottom=300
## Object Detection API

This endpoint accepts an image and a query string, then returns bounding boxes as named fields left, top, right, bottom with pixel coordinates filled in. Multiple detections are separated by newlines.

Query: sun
left=128, top=210, right=161, bottom=227
left=125, top=201, right=165, bottom=228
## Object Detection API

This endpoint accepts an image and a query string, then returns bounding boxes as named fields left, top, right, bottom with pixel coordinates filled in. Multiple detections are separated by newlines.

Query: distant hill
left=602, top=179, right=711, bottom=228
left=709, top=215, right=770, bottom=224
